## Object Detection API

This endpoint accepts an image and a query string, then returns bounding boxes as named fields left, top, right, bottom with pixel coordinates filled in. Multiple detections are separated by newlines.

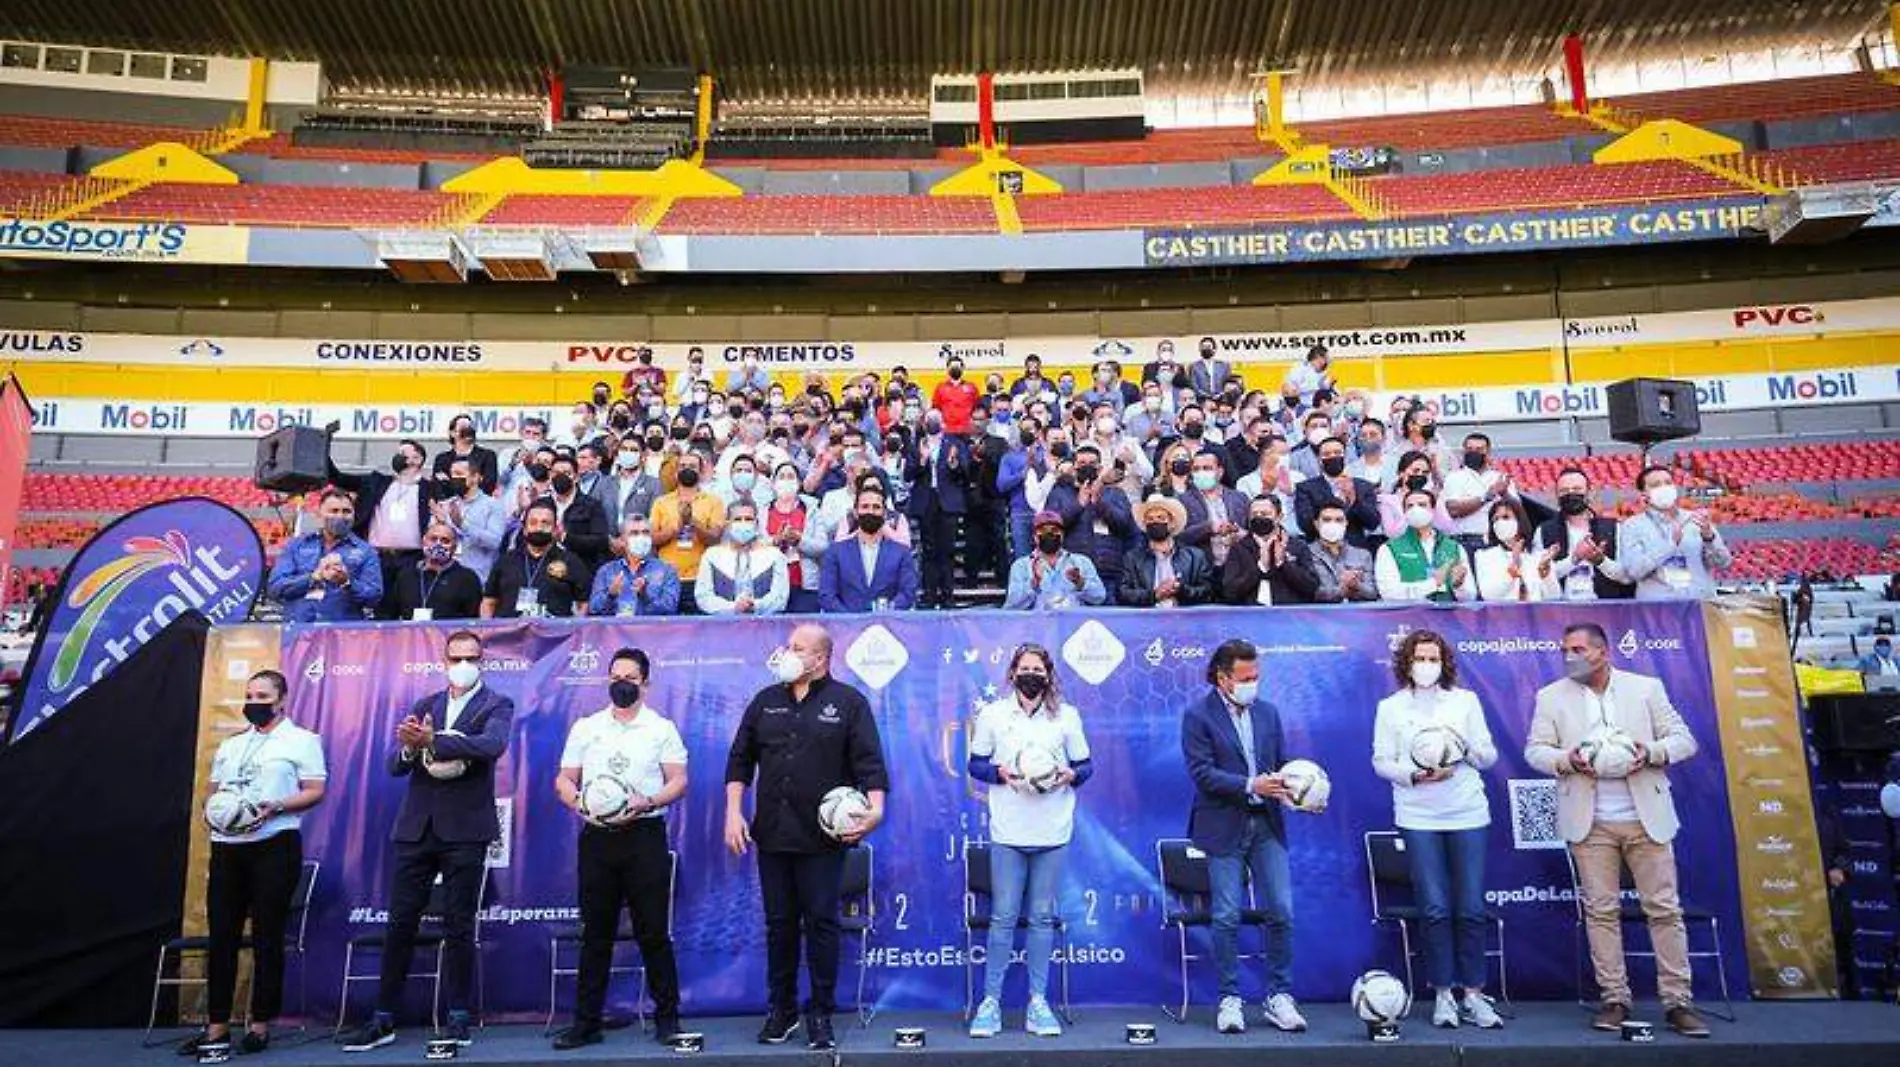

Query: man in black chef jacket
left=724, top=622, right=888, bottom=1052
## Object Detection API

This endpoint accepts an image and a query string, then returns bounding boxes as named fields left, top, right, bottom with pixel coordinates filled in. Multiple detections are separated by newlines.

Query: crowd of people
left=267, top=343, right=1735, bottom=624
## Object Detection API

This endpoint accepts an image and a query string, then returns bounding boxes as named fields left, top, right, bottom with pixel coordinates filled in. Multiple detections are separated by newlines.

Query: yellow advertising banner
left=0, top=218, right=251, bottom=265
left=1702, top=595, right=1835, bottom=998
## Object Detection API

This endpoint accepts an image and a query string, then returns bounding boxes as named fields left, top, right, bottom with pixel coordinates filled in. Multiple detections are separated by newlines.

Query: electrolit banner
left=281, top=601, right=1790, bottom=1020
left=7, top=498, right=265, bottom=743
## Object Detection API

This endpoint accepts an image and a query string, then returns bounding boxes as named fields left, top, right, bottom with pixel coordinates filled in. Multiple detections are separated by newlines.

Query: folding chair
left=544, top=849, right=677, bottom=1034
left=1154, top=838, right=1271, bottom=1023
left=143, top=859, right=321, bottom=1047
left=334, top=864, right=491, bottom=1036
left=839, top=844, right=877, bottom=1027
left=1361, top=832, right=1512, bottom=1015
left=961, top=843, right=1074, bottom=1022
left=1563, top=848, right=1736, bottom=1021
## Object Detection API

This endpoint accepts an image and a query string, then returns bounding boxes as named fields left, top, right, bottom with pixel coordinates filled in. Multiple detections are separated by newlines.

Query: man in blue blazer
left=342, top=630, right=514, bottom=1053
left=819, top=488, right=920, bottom=613
left=1180, top=639, right=1306, bottom=1037
left=905, top=416, right=972, bottom=608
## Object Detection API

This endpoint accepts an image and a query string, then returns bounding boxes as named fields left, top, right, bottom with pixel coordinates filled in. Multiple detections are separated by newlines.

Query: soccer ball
left=1351, top=970, right=1411, bottom=1024
left=1408, top=725, right=1468, bottom=771
left=581, top=775, right=636, bottom=821
left=420, top=747, right=469, bottom=780
left=818, top=786, right=872, bottom=839
left=1010, top=744, right=1066, bottom=793
left=1580, top=727, right=1643, bottom=779
left=1278, top=759, right=1331, bottom=813
left=204, top=790, right=263, bottom=834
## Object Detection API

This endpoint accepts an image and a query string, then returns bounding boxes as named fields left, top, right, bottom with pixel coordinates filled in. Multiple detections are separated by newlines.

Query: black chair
left=1361, top=831, right=1513, bottom=1015
left=333, top=865, right=491, bottom=1036
left=839, top=844, right=877, bottom=1026
left=1154, top=838, right=1271, bottom=1023
left=961, top=843, right=1074, bottom=1022
left=143, top=859, right=321, bottom=1047
left=543, top=849, right=677, bottom=1034
left=1562, top=847, right=1735, bottom=1021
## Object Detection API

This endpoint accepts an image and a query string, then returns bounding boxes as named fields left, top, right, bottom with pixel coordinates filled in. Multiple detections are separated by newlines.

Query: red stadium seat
left=659, top=194, right=997, bottom=235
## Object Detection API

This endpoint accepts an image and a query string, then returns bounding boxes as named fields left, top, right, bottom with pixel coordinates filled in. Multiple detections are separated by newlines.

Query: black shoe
left=757, top=1009, right=800, bottom=1045
left=806, top=1014, right=836, bottom=1051
left=552, top=1024, right=604, bottom=1051
left=654, top=1014, right=684, bottom=1044
left=239, top=1030, right=269, bottom=1054
left=339, top=1018, right=395, bottom=1053
left=176, top=1032, right=226, bottom=1057
left=441, top=1016, right=472, bottom=1048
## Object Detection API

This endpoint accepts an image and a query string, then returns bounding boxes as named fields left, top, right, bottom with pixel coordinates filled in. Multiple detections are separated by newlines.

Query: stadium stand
left=1373, top=160, right=1744, bottom=216
left=478, top=194, right=647, bottom=226
left=88, top=183, right=452, bottom=227
left=1603, top=72, right=1900, bottom=126
left=659, top=193, right=998, bottom=234
left=1683, top=441, right=1900, bottom=488
left=1017, top=185, right=1357, bottom=230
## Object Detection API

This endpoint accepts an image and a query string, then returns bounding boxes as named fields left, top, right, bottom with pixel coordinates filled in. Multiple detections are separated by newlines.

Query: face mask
left=1405, top=473, right=1430, bottom=493
left=1057, top=381, right=1074, bottom=396
left=774, top=477, right=800, bottom=499
left=1558, top=492, right=1590, bottom=516
left=390, top=452, right=414, bottom=474
left=1035, top=531, right=1065, bottom=554
left=1564, top=653, right=1596, bottom=683
left=1647, top=484, right=1679, bottom=511
left=709, top=402, right=727, bottom=417
left=769, top=394, right=785, bottom=407
left=322, top=515, right=353, bottom=539
left=628, top=534, right=653, bottom=558
left=1419, top=423, right=1438, bottom=440
left=593, top=391, right=610, bottom=406
left=1307, top=428, right=1329, bottom=447
left=857, top=512, right=885, bottom=535
left=242, top=701, right=276, bottom=728
left=1091, top=415, right=1117, bottom=437
left=1074, top=465, right=1098, bottom=484
left=1200, top=346, right=1215, bottom=359
left=1462, top=450, right=1486, bottom=472
left=1493, top=518, right=1520, bottom=542
left=1145, top=521, right=1173, bottom=543
left=1877, top=643, right=1892, bottom=658
left=1317, top=520, right=1347, bottom=544
left=948, top=367, right=964, bottom=381
left=1228, top=680, right=1259, bottom=706
left=1020, top=430, right=1038, bottom=447
left=616, top=451, right=640, bottom=470
left=729, top=521, right=758, bottom=545
left=1359, top=439, right=1383, bottom=457
left=1321, top=456, right=1347, bottom=477
left=1183, top=422, right=1205, bottom=439
left=1410, top=660, right=1442, bottom=689
left=1247, top=515, right=1276, bottom=536
left=524, top=529, right=555, bottom=549
left=1405, top=505, right=1434, bottom=530
left=772, top=649, right=806, bottom=684
left=1344, top=401, right=1364, bottom=419
left=924, top=418, right=944, bottom=436
left=1169, top=458, right=1191, bottom=477
left=1191, top=471, right=1218, bottom=492
left=611, top=414, right=632, bottom=431
left=1048, top=443, right=1071, bottom=460
left=609, top=680, right=641, bottom=709
left=677, top=468, right=701, bottom=488
left=424, top=542, right=454, bottom=566
left=528, top=462, right=550, bottom=482
left=447, top=661, right=481, bottom=689
left=671, top=426, right=690, bottom=441
left=1013, top=673, right=1050, bottom=700
left=551, top=473, right=575, bottom=495
left=732, top=471, right=757, bottom=492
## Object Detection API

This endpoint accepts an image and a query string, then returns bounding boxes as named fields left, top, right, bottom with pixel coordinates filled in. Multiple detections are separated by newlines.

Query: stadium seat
left=87, top=183, right=452, bottom=228
left=1603, top=73, right=1900, bottom=127
left=1017, top=184, right=1355, bottom=230
left=1375, top=161, right=1742, bottom=217
left=659, top=194, right=997, bottom=235
left=480, top=195, right=646, bottom=227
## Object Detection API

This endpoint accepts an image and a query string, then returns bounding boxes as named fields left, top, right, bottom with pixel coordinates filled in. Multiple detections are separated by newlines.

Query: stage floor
left=7, top=1002, right=1897, bottom=1067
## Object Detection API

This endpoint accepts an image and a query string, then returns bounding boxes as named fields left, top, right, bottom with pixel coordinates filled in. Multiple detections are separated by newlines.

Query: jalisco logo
left=49, top=529, right=248, bottom=695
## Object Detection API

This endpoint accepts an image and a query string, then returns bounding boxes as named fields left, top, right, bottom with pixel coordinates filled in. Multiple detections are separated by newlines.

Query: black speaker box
left=253, top=426, right=331, bottom=494
left=1808, top=693, right=1900, bottom=753
left=1606, top=377, right=1701, bottom=446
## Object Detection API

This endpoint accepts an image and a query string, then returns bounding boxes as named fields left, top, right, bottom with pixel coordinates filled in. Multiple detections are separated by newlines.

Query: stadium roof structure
left=1, top=0, right=1888, bottom=101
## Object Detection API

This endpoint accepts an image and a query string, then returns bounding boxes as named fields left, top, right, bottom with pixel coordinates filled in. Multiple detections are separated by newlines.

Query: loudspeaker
left=253, top=426, right=331, bottom=494
left=1808, top=693, right=1900, bottom=753
left=1606, top=377, right=1701, bottom=446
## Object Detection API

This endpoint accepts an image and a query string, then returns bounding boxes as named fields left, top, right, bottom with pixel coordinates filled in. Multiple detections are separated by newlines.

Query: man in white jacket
left=695, top=501, right=790, bottom=616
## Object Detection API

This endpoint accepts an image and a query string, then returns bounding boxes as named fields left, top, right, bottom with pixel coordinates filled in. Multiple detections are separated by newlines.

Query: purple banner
left=283, top=601, right=1744, bottom=1019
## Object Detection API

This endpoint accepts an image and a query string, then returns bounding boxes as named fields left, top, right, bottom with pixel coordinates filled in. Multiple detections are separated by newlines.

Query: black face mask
left=948, top=368, right=964, bottom=381
left=646, top=435, right=665, bottom=450
left=1075, top=466, right=1098, bottom=485
left=527, top=462, right=550, bottom=482
left=1321, top=456, right=1347, bottom=477
left=593, top=392, right=610, bottom=406
left=524, top=529, right=555, bottom=549
left=1020, top=430, right=1038, bottom=447
left=1145, top=521, right=1173, bottom=543
left=391, top=453, right=412, bottom=474
left=671, top=426, right=691, bottom=441
left=1419, top=423, right=1438, bottom=440
left=1559, top=492, right=1591, bottom=516
left=1200, top=346, right=1216, bottom=359
left=242, top=701, right=276, bottom=728
left=856, top=512, right=885, bottom=535
left=1182, top=423, right=1205, bottom=439
left=1462, top=450, right=1486, bottom=471
left=885, top=439, right=903, bottom=455
left=1169, top=458, right=1192, bottom=476
left=611, top=414, right=632, bottom=431
left=609, top=680, right=641, bottom=708
left=454, top=426, right=475, bottom=443
left=1036, top=531, right=1064, bottom=554
left=676, top=468, right=701, bottom=488
left=1405, top=473, right=1431, bottom=492
left=1013, top=673, right=1050, bottom=700
left=1248, top=515, right=1277, bottom=536
left=1049, top=443, right=1071, bottom=460
left=551, top=473, right=575, bottom=495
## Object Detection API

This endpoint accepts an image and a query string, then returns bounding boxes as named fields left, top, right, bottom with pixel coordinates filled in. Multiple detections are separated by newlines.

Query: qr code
left=1509, top=779, right=1563, bottom=850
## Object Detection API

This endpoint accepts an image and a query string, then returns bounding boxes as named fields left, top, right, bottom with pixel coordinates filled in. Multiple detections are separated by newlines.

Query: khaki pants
left=1570, top=821, right=1693, bottom=1009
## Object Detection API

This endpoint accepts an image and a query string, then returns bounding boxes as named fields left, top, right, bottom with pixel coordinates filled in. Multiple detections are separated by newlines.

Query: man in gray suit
left=1615, top=466, right=1731, bottom=600
left=1525, top=622, right=1706, bottom=1039
left=599, top=435, right=665, bottom=539
left=1188, top=336, right=1233, bottom=400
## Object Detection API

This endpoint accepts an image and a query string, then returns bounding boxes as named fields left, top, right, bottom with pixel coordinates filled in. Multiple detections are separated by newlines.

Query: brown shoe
left=1666, top=1006, right=1710, bottom=1038
left=1591, top=1002, right=1630, bottom=1032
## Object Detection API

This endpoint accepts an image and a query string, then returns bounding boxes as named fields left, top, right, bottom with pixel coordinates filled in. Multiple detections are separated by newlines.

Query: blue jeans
left=982, top=844, right=1066, bottom=1001
left=1009, top=512, right=1035, bottom=562
left=1206, top=814, right=1293, bottom=999
left=1400, top=826, right=1489, bottom=990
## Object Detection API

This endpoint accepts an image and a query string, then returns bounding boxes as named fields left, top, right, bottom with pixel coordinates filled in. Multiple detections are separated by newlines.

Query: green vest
left=1387, top=528, right=1462, bottom=596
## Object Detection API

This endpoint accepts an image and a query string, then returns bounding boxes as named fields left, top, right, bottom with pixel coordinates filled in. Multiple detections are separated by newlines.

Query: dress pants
left=1570, top=820, right=1693, bottom=1009
left=757, top=850, right=846, bottom=1015
left=574, top=819, right=680, bottom=1024
left=920, top=504, right=961, bottom=604
left=376, top=831, right=487, bottom=1019
left=206, top=831, right=302, bottom=1024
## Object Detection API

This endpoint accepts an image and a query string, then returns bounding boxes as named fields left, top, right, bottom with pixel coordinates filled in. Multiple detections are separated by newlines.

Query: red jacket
left=931, top=379, right=980, bottom=435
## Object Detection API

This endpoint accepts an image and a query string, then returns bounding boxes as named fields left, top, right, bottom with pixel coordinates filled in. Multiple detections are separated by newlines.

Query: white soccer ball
left=818, top=785, right=872, bottom=839
left=1408, top=725, right=1469, bottom=771
left=1580, top=727, right=1642, bottom=779
left=1880, top=782, right=1900, bottom=819
left=204, top=790, right=263, bottom=834
left=1351, top=969, right=1411, bottom=1024
left=1278, top=759, right=1331, bottom=813
left=1010, top=744, right=1066, bottom=793
left=420, top=747, right=468, bottom=780
left=581, top=775, right=636, bottom=821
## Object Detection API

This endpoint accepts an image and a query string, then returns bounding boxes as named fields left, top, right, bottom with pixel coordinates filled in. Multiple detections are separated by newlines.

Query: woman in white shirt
left=1474, top=499, right=1558, bottom=603
left=1371, top=632, right=1502, bottom=1030
left=966, top=645, right=1092, bottom=1040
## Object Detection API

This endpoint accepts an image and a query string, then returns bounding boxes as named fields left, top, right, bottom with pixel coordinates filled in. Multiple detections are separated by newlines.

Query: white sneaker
left=1432, top=988, right=1460, bottom=1028
left=1461, top=991, right=1503, bottom=1029
left=1263, top=993, right=1308, bottom=1033
left=1216, top=996, right=1247, bottom=1035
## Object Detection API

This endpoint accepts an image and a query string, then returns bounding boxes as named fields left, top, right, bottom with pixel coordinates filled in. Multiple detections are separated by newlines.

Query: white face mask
left=1405, top=504, right=1434, bottom=530
left=1095, top=416, right=1118, bottom=437
left=774, top=477, right=800, bottom=499
left=772, top=648, right=806, bottom=684
left=1307, top=427, right=1329, bottom=446
left=1492, top=518, right=1519, bottom=543
left=1317, top=520, right=1347, bottom=544
left=1646, top=484, right=1679, bottom=511
left=1228, top=680, right=1259, bottom=706
left=1410, top=660, right=1443, bottom=689
left=446, top=661, right=481, bottom=689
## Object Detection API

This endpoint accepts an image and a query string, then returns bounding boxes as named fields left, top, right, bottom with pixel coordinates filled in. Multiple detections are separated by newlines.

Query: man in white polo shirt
left=551, top=648, right=689, bottom=1051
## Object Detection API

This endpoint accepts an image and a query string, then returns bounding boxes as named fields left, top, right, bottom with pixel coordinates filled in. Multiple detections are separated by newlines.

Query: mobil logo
left=1766, top=371, right=1858, bottom=404
left=229, top=406, right=315, bottom=433
left=1733, top=305, right=1822, bottom=330
left=1693, top=380, right=1729, bottom=408
left=102, top=403, right=189, bottom=431
left=29, top=400, right=58, bottom=428
left=566, top=343, right=654, bottom=364
left=470, top=410, right=544, bottom=437
left=1513, top=385, right=1601, bottom=417
left=352, top=408, right=437, bottom=436
left=1421, top=391, right=1480, bottom=420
